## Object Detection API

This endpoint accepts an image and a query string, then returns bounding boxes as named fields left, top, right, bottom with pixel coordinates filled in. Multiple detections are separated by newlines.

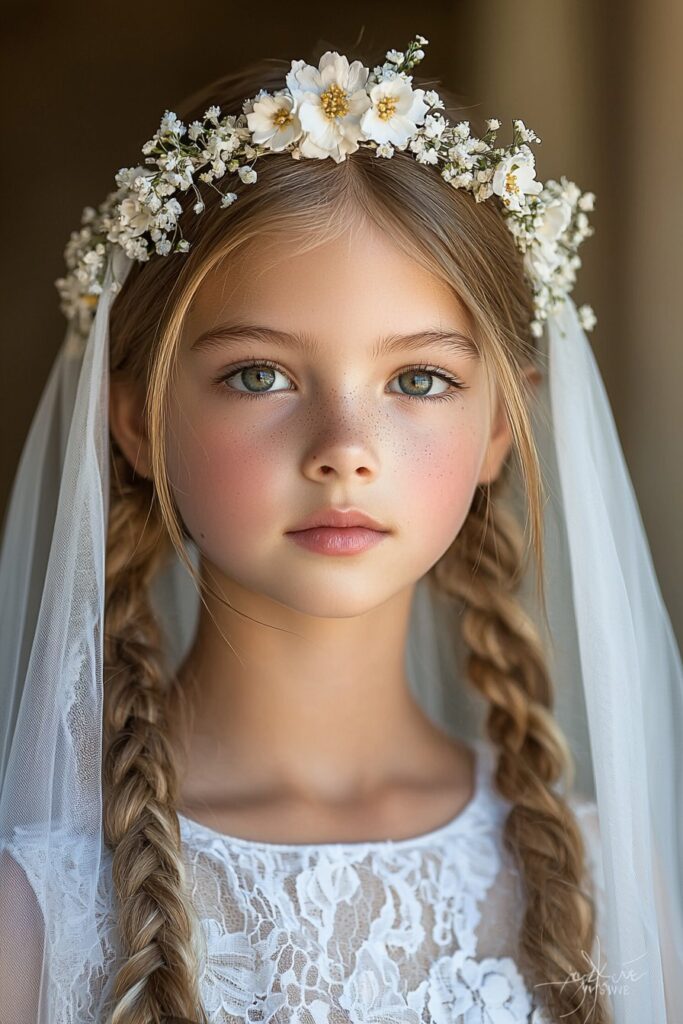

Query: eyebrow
left=190, top=322, right=480, bottom=360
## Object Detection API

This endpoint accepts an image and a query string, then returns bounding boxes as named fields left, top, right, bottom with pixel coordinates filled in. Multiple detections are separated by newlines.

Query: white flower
left=579, top=190, right=596, bottom=212
left=247, top=91, right=302, bottom=151
left=535, top=196, right=573, bottom=262
left=492, top=146, right=543, bottom=212
left=188, top=120, right=205, bottom=141
left=285, top=51, right=371, bottom=163
left=524, top=246, right=556, bottom=284
left=375, top=142, right=395, bottom=158
left=576, top=211, right=590, bottom=233
left=237, top=165, right=257, bottom=184
left=159, top=110, right=185, bottom=137
left=155, top=238, right=172, bottom=256
left=123, top=237, right=150, bottom=261
left=424, top=89, right=444, bottom=109
left=155, top=179, right=177, bottom=197
left=415, top=147, right=440, bottom=166
left=203, top=132, right=237, bottom=167
left=163, top=164, right=194, bottom=191
left=486, top=118, right=501, bottom=131
left=118, top=196, right=155, bottom=236
left=242, top=88, right=269, bottom=115
left=220, top=192, right=238, bottom=208
left=447, top=141, right=477, bottom=170
left=577, top=304, right=597, bottom=331
left=145, top=193, right=162, bottom=214
left=423, top=114, right=446, bottom=139
left=204, top=105, right=221, bottom=124
left=156, top=197, right=182, bottom=230
left=360, top=76, right=428, bottom=147
left=115, top=164, right=155, bottom=191
left=159, top=150, right=180, bottom=172
left=557, top=177, right=581, bottom=205
left=385, top=49, right=404, bottom=65
left=193, top=200, right=205, bottom=214
left=513, top=118, right=541, bottom=144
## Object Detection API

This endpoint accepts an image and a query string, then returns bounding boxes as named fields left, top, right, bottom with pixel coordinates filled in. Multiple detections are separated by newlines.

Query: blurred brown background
left=1, top=1, right=681, bottom=646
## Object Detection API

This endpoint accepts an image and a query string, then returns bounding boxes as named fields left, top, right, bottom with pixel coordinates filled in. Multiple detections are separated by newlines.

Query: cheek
left=398, top=421, right=485, bottom=552
left=165, top=407, right=285, bottom=547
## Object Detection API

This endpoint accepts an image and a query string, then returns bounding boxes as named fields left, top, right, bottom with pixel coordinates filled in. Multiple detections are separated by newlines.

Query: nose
left=298, top=386, right=384, bottom=482
left=301, top=439, right=379, bottom=482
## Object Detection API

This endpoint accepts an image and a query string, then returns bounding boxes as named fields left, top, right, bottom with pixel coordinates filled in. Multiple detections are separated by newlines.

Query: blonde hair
left=103, top=49, right=610, bottom=1024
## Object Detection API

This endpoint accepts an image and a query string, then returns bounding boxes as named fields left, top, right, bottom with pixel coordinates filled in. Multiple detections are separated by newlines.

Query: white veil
left=0, top=241, right=681, bottom=1022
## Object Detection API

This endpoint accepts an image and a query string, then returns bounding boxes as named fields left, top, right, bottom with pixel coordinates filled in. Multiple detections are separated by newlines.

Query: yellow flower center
left=320, top=83, right=350, bottom=119
left=376, top=95, right=398, bottom=121
left=273, top=106, right=293, bottom=128
left=505, top=171, right=520, bottom=195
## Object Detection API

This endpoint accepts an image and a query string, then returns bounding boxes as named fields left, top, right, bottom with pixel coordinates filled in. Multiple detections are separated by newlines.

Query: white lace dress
left=2, top=737, right=605, bottom=1023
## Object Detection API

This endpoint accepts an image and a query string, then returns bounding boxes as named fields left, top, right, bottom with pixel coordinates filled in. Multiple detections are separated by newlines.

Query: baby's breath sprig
left=56, top=33, right=596, bottom=342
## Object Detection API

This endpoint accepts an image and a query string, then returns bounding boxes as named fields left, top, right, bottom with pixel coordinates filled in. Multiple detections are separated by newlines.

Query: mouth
left=285, top=525, right=389, bottom=556
left=285, top=506, right=390, bottom=533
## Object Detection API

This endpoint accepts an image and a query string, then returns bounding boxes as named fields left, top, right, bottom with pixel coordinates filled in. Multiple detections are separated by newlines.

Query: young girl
left=0, top=33, right=680, bottom=1024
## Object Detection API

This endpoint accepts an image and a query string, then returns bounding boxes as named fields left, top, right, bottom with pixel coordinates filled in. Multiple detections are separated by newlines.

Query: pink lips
left=286, top=526, right=388, bottom=555
left=285, top=507, right=391, bottom=556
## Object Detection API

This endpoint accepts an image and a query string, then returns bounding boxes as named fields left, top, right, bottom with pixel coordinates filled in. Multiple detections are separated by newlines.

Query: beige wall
left=457, top=0, right=682, bottom=644
left=1, top=1, right=680, bottom=643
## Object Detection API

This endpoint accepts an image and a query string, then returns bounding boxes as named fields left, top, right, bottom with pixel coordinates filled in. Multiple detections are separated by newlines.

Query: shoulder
left=0, top=825, right=52, bottom=923
left=0, top=823, right=114, bottom=926
left=0, top=844, right=46, bottom=1021
left=0, top=828, right=119, bottom=1020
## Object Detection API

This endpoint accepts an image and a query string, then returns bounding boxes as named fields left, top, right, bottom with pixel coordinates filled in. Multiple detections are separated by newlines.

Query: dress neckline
left=177, top=737, right=493, bottom=854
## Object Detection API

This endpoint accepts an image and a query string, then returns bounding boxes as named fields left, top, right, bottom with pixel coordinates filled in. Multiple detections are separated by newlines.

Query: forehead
left=184, top=225, right=474, bottom=343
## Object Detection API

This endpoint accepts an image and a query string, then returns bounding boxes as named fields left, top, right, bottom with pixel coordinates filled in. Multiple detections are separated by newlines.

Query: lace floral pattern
left=2, top=737, right=604, bottom=1022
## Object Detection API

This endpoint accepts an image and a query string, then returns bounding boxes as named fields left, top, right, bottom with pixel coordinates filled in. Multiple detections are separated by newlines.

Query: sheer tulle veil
left=0, top=236, right=681, bottom=1019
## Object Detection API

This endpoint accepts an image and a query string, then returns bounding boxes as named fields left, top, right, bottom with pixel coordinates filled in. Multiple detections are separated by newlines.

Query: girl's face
left=167, top=222, right=508, bottom=618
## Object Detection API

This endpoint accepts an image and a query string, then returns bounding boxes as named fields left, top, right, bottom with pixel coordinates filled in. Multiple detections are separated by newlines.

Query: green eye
left=213, top=360, right=467, bottom=403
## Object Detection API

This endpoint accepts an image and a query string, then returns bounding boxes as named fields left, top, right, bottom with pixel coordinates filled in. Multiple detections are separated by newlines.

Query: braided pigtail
left=432, top=478, right=611, bottom=1024
left=102, top=443, right=208, bottom=1024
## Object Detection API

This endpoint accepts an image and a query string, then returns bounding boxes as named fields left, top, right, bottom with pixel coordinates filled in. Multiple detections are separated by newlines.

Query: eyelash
left=212, top=358, right=468, bottom=404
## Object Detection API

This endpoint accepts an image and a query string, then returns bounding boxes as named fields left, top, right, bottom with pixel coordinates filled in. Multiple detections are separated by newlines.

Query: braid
left=432, top=478, right=612, bottom=1024
left=102, top=444, right=208, bottom=1024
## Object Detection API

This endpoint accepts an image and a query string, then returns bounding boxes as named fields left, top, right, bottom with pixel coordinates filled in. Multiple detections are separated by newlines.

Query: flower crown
left=56, top=34, right=596, bottom=341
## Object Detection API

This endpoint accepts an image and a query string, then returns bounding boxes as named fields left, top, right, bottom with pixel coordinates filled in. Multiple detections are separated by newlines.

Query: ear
left=477, top=364, right=541, bottom=486
left=109, top=375, right=153, bottom=480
